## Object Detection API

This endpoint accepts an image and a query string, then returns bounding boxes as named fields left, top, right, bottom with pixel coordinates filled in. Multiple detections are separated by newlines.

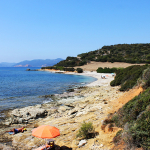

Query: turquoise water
left=0, top=67, right=96, bottom=112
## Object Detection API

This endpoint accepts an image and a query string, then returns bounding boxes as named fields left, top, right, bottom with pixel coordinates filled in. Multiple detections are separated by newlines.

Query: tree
left=76, top=68, right=83, bottom=73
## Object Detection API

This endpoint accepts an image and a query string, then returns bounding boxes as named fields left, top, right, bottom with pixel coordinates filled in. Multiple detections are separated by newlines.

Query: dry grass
left=74, top=61, right=145, bottom=71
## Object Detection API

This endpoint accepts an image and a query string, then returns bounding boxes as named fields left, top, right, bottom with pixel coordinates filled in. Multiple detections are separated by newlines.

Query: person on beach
left=34, top=140, right=55, bottom=150
left=5, top=127, right=26, bottom=135
left=101, top=75, right=106, bottom=79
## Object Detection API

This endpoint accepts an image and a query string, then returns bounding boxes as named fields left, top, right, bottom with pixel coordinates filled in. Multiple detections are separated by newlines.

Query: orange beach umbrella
left=32, top=125, right=60, bottom=139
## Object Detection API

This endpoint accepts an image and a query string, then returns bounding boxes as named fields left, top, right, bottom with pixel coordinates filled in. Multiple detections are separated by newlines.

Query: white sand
left=40, top=69, right=115, bottom=87
left=64, top=71, right=115, bottom=87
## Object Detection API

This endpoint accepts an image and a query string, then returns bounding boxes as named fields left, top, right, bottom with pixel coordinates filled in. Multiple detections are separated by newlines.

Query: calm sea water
left=0, top=67, right=96, bottom=112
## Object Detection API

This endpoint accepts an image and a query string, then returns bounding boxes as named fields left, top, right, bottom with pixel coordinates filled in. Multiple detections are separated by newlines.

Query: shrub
left=113, top=130, right=123, bottom=144
left=76, top=121, right=94, bottom=139
left=76, top=68, right=83, bottom=73
left=63, top=67, right=75, bottom=72
left=112, top=87, right=150, bottom=149
left=41, top=66, right=62, bottom=70
left=129, top=108, right=150, bottom=149
left=96, top=67, right=117, bottom=73
left=110, top=65, right=148, bottom=91
left=140, top=67, right=150, bottom=89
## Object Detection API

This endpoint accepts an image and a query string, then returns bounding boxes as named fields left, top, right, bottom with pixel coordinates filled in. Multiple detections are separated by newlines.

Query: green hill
left=55, top=43, right=150, bottom=67
left=105, top=65, right=150, bottom=149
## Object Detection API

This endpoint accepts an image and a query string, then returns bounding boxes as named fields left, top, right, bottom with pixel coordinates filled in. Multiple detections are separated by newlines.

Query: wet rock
left=67, top=88, right=74, bottom=92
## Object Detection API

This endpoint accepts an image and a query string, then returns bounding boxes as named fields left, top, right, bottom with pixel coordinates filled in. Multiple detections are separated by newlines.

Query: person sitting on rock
left=6, top=127, right=26, bottom=135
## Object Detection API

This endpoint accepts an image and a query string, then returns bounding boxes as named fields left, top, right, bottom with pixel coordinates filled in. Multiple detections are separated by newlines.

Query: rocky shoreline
left=0, top=71, right=129, bottom=150
left=2, top=86, right=86, bottom=126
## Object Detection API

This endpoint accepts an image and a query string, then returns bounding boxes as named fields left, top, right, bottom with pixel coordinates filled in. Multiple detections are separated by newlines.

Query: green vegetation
left=55, top=43, right=150, bottom=67
left=110, top=65, right=148, bottom=91
left=76, top=68, right=83, bottom=73
left=41, top=66, right=75, bottom=72
left=85, top=43, right=150, bottom=63
left=111, top=88, right=150, bottom=149
left=96, top=67, right=117, bottom=73
left=41, top=66, right=84, bottom=73
left=41, top=66, right=63, bottom=70
left=76, top=121, right=95, bottom=139
left=55, top=56, right=87, bottom=67
left=108, top=65, right=150, bottom=149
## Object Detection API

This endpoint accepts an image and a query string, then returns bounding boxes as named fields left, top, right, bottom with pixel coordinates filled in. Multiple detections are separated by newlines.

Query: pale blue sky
left=0, top=0, right=150, bottom=63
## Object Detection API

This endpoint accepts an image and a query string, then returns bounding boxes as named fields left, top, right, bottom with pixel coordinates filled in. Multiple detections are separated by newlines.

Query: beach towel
left=8, top=132, right=14, bottom=135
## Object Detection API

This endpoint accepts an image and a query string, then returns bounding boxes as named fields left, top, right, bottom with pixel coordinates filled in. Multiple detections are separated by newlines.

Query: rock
left=47, top=108, right=58, bottom=116
left=57, top=106, right=72, bottom=113
left=67, top=88, right=74, bottom=92
left=78, top=139, right=87, bottom=147
left=0, top=144, right=13, bottom=150
left=26, top=68, right=30, bottom=71
left=78, top=103, right=87, bottom=109
left=68, top=106, right=80, bottom=116
left=68, top=114, right=76, bottom=119
left=4, top=121, right=10, bottom=126
left=8, top=106, right=48, bottom=124
left=71, top=140, right=78, bottom=148
left=76, top=110, right=88, bottom=117
left=18, top=118, right=23, bottom=124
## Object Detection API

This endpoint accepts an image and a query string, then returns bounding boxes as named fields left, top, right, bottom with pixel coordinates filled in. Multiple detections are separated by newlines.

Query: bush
left=113, top=130, right=123, bottom=144
left=110, top=65, right=148, bottom=91
left=129, top=107, right=150, bottom=149
left=97, top=67, right=117, bottom=73
left=112, top=87, right=150, bottom=149
left=76, top=121, right=94, bottom=139
left=63, top=67, right=75, bottom=72
left=76, top=68, right=83, bottom=73
left=140, top=67, right=150, bottom=89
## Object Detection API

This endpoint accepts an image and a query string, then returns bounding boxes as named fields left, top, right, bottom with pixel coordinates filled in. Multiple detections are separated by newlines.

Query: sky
left=0, top=0, right=150, bottom=63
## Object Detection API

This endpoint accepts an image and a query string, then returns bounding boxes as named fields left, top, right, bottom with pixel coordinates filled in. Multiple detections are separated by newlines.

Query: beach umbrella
left=32, top=125, right=60, bottom=149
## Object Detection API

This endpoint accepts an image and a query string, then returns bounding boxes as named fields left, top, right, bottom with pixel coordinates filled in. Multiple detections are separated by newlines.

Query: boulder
left=6, top=106, right=48, bottom=124
left=78, top=139, right=87, bottom=147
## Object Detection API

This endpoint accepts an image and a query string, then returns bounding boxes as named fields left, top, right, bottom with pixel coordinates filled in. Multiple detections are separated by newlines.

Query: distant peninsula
left=0, top=58, right=63, bottom=67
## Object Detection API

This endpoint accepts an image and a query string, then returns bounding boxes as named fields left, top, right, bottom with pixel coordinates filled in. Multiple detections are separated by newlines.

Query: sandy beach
left=64, top=71, right=114, bottom=87
left=0, top=67, right=142, bottom=150
left=40, top=68, right=115, bottom=87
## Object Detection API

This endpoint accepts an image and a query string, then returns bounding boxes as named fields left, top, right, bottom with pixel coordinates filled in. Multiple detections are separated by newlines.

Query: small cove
left=0, top=67, right=96, bottom=113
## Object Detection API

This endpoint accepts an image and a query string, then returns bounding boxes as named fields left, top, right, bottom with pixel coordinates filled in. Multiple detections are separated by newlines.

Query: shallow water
left=0, top=67, right=96, bottom=112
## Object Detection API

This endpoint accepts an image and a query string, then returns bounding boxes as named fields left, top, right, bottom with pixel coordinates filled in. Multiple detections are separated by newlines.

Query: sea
left=0, top=67, right=96, bottom=114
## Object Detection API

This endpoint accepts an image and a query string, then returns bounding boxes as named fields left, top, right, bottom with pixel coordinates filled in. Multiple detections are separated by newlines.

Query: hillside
left=55, top=43, right=150, bottom=67
left=103, top=65, right=150, bottom=150
left=13, top=58, right=63, bottom=67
